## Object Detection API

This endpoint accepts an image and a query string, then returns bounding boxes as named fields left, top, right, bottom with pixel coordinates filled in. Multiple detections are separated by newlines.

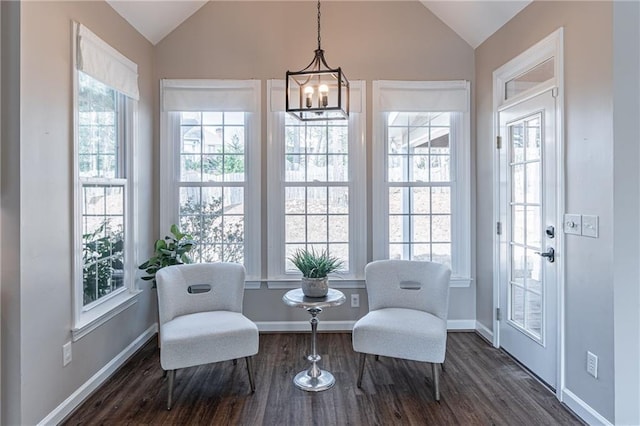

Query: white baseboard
left=257, top=319, right=476, bottom=333
left=38, top=324, right=158, bottom=426
left=562, top=388, right=613, bottom=426
left=475, top=320, right=494, bottom=342
left=447, top=319, right=475, bottom=330
left=257, top=320, right=355, bottom=332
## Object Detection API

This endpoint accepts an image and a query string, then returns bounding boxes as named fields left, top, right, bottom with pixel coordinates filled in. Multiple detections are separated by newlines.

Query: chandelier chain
left=317, top=0, right=321, bottom=51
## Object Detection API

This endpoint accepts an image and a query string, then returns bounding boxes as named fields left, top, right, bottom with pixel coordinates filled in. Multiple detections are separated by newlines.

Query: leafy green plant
left=289, top=248, right=344, bottom=278
left=138, top=224, right=195, bottom=287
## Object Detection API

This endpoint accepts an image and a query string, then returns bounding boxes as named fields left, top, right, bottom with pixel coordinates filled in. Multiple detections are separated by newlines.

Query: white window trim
left=372, top=80, right=472, bottom=287
left=72, top=22, right=140, bottom=341
left=266, top=80, right=367, bottom=282
left=159, top=79, right=261, bottom=281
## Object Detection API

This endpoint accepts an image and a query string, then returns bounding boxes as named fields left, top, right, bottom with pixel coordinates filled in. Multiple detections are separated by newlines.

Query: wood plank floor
left=63, top=332, right=583, bottom=425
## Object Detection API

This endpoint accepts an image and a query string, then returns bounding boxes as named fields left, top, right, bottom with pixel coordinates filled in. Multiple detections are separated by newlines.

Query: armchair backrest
left=364, top=260, right=451, bottom=320
left=156, top=262, right=246, bottom=326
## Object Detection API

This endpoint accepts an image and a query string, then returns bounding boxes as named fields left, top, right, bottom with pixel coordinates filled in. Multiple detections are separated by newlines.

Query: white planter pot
left=301, top=277, right=329, bottom=298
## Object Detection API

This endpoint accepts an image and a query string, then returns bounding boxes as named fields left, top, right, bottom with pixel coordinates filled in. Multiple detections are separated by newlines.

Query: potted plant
left=139, top=224, right=196, bottom=287
left=289, top=248, right=343, bottom=297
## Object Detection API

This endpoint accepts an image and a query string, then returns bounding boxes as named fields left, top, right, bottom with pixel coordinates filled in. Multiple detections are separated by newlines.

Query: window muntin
left=160, top=80, right=260, bottom=280
left=373, top=80, right=470, bottom=284
left=386, top=112, right=453, bottom=268
left=267, top=80, right=366, bottom=281
left=284, top=116, right=350, bottom=272
left=177, top=112, right=247, bottom=264
left=78, top=72, right=127, bottom=307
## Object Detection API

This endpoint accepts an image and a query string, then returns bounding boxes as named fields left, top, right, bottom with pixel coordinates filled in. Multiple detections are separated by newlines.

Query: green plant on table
left=289, top=248, right=344, bottom=279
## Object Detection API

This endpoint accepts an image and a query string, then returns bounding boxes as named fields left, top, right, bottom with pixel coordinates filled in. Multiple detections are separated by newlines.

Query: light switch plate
left=582, top=215, right=599, bottom=238
left=563, top=214, right=582, bottom=235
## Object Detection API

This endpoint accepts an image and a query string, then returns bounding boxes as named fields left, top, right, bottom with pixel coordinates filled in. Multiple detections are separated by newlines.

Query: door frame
left=492, top=28, right=565, bottom=399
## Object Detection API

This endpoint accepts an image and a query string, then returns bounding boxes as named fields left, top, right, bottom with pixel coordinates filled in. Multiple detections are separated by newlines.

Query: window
left=160, top=80, right=261, bottom=280
left=73, top=22, right=139, bottom=339
left=79, top=73, right=127, bottom=305
left=267, top=80, right=366, bottom=281
left=372, top=81, right=471, bottom=285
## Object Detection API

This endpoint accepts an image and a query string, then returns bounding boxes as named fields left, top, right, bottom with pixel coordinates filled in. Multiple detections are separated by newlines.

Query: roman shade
left=161, top=79, right=261, bottom=112
left=374, top=80, right=469, bottom=112
left=76, top=23, right=139, bottom=100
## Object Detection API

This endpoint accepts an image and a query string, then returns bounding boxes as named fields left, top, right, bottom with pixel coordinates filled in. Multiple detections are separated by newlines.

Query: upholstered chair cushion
left=352, top=308, right=447, bottom=363
left=160, top=310, right=259, bottom=370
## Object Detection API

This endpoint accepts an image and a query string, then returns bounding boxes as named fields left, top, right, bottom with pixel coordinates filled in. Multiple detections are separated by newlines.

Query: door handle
left=535, top=247, right=555, bottom=263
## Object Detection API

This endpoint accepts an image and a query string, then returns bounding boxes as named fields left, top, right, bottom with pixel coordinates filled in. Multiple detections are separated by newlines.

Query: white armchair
left=156, top=262, right=259, bottom=410
left=352, top=259, right=451, bottom=401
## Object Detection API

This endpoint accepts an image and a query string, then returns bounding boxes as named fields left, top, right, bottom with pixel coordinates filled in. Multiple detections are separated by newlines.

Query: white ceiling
left=421, top=0, right=532, bottom=48
left=106, top=0, right=532, bottom=48
left=106, top=0, right=208, bottom=45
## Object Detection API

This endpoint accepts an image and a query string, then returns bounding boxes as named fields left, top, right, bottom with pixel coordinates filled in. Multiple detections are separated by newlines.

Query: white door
left=498, top=90, right=558, bottom=388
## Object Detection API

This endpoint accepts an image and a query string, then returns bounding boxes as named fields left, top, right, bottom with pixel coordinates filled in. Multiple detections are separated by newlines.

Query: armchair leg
left=432, top=363, right=440, bottom=402
left=245, top=356, right=256, bottom=393
left=357, top=353, right=366, bottom=388
left=167, top=369, right=176, bottom=410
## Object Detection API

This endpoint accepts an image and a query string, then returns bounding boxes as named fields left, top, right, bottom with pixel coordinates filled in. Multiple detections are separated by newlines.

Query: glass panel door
left=508, top=114, right=543, bottom=342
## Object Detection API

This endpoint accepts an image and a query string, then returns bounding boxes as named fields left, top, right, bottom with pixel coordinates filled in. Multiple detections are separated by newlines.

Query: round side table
left=282, top=288, right=346, bottom=392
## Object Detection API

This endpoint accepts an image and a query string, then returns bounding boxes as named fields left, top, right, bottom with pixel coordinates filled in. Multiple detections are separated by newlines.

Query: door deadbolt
left=546, top=226, right=555, bottom=239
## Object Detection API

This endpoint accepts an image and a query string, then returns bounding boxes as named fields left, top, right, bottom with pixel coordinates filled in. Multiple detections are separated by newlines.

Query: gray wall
left=613, top=1, right=640, bottom=424
left=1, top=2, right=156, bottom=424
left=156, top=1, right=477, bottom=324
left=1, top=2, right=21, bottom=424
left=475, top=1, right=614, bottom=421
left=5, top=0, right=633, bottom=423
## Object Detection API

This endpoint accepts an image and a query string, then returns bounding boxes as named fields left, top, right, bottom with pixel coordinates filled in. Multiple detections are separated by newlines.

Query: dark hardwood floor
left=63, top=332, right=583, bottom=425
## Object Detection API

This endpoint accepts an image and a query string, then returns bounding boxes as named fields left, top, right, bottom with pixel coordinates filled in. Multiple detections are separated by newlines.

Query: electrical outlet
left=351, top=294, right=360, bottom=308
left=63, top=342, right=72, bottom=366
left=587, top=351, right=598, bottom=378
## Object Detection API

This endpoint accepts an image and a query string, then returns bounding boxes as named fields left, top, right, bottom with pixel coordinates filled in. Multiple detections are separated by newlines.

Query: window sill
left=266, top=279, right=366, bottom=290
left=261, top=277, right=473, bottom=289
left=72, top=290, right=142, bottom=342
left=450, top=277, right=473, bottom=288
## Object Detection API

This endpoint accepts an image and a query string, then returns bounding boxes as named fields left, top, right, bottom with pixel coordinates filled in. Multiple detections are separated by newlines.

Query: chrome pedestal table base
left=282, top=288, right=346, bottom=392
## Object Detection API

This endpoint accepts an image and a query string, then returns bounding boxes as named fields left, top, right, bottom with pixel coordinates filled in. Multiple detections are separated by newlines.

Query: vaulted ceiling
left=106, top=0, right=532, bottom=48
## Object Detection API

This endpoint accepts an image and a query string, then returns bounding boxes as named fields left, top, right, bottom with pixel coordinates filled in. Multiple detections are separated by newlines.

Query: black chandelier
left=286, top=0, right=349, bottom=121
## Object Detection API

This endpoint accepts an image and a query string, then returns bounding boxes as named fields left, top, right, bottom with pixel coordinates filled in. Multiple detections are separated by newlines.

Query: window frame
left=72, top=23, right=140, bottom=341
left=266, top=80, right=367, bottom=284
left=372, top=80, right=471, bottom=287
left=159, top=80, right=261, bottom=282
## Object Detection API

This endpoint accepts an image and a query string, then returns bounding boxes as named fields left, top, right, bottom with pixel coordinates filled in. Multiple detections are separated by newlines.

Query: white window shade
left=76, top=23, right=139, bottom=100
left=269, top=79, right=363, bottom=113
left=161, top=79, right=261, bottom=112
left=374, top=80, right=469, bottom=112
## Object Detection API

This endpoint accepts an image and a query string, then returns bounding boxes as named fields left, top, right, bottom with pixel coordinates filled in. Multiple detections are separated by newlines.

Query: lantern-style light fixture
left=286, top=0, right=349, bottom=121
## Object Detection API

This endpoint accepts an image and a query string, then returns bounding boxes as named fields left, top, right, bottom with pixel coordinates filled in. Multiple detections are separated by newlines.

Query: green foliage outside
left=206, top=134, right=245, bottom=175
left=179, top=196, right=244, bottom=264
left=82, top=222, right=124, bottom=305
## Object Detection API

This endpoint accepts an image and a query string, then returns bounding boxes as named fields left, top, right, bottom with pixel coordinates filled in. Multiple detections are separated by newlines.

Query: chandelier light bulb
left=319, top=84, right=329, bottom=107
left=304, top=86, right=314, bottom=108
